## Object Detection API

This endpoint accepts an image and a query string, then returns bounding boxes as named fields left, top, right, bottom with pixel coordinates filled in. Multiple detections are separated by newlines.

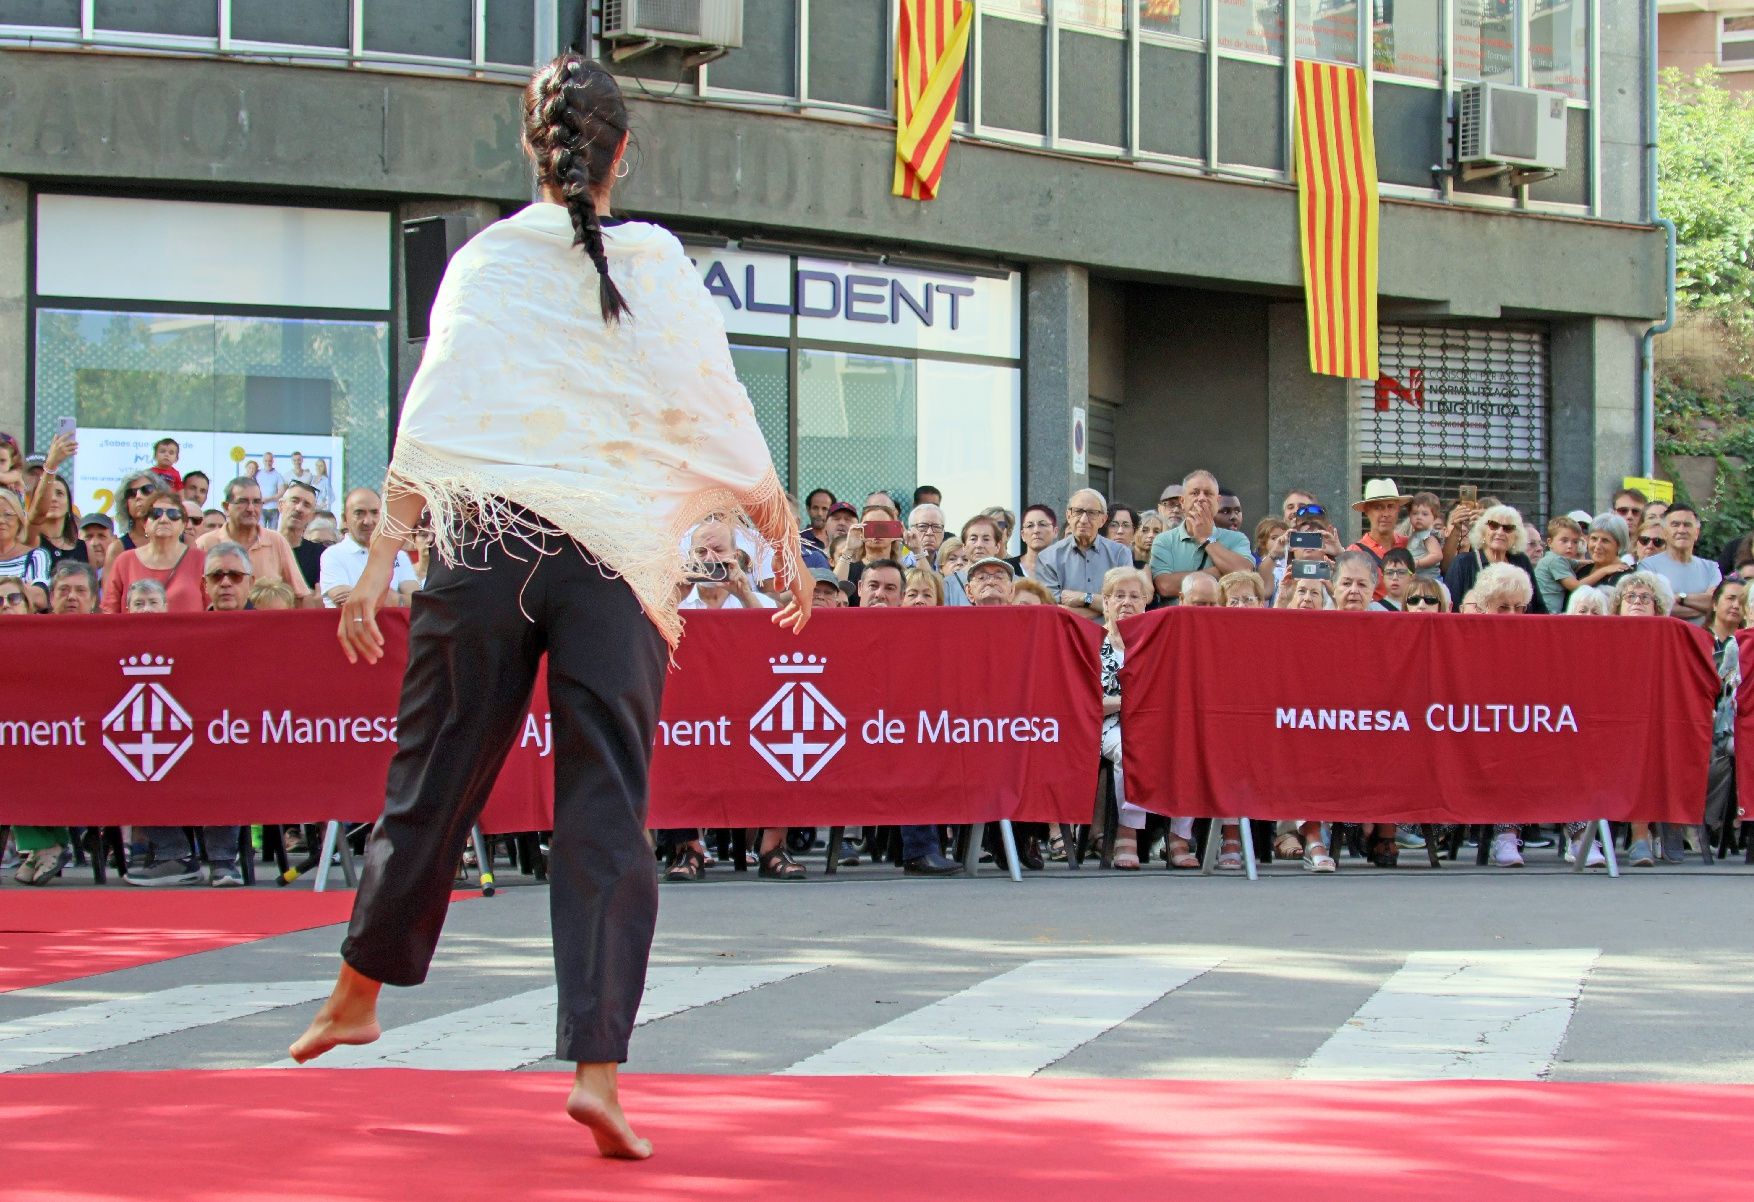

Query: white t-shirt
left=678, top=585, right=777, bottom=610
left=1641, top=551, right=1721, bottom=624
left=317, top=538, right=419, bottom=606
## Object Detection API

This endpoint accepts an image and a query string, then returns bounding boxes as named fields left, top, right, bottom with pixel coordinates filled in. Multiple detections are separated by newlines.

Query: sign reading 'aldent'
left=1273, top=704, right=1580, bottom=734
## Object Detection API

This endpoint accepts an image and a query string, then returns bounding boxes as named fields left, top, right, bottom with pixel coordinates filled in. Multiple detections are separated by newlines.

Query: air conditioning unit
left=602, top=0, right=743, bottom=62
left=1455, top=82, right=1568, bottom=174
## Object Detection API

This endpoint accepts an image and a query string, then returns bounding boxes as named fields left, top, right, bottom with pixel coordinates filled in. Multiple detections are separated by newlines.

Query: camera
left=1288, top=531, right=1324, bottom=551
left=1291, top=560, right=1332, bottom=581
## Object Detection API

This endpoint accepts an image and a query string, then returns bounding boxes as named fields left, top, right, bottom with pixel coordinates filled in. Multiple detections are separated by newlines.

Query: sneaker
left=209, top=863, right=245, bottom=888
left=1627, top=839, right=1655, bottom=868
left=1658, top=824, right=1688, bottom=864
left=836, top=840, right=861, bottom=867
left=1395, top=829, right=1427, bottom=849
left=124, top=858, right=204, bottom=887
left=1491, top=832, right=1524, bottom=868
left=1586, top=842, right=1606, bottom=868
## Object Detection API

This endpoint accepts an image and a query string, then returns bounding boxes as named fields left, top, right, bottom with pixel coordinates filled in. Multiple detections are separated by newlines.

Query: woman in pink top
left=101, top=483, right=206, bottom=613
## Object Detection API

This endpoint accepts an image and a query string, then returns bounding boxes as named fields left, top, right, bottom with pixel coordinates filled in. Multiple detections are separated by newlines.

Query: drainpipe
left=1639, top=0, right=1677, bottom=478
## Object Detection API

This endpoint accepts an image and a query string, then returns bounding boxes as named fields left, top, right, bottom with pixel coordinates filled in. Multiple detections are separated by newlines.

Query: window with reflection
left=1453, top=0, right=1517, bottom=82
left=1529, top=0, right=1588, bottom=99
left=1218, top=0, right=1286, bottom=54
left=1140, top=0, right=1206, bottom=39
left=1297, top=0, right=1360, bottom=62
left=1372, top=0, right=1440, bottom=80
left=1057, top=0, right=1125, bottom=27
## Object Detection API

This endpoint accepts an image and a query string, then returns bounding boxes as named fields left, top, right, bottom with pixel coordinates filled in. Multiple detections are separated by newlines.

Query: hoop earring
left=613, top=159, right=630, bottom=180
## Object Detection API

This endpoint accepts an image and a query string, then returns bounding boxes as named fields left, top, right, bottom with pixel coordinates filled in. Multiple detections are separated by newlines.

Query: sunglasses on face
left=1621, top=591, right=1656, bottom=606
left=0, top=592, right=28, bottom=607
left=147, top=507, right=185, bottom=522
left=1295, top=504, right=1326, bottom=518
left=204, top=569, right=248, bottom=584
left=1615, top=506, right=1640, bottom=516
left=1405, top=595, right=1441, bottom=607
left=126, top=484, right=156, bottom=499
left=1638, top=537, right=1665, bottom=548
left=1485, top=520, right=1518, bottom=533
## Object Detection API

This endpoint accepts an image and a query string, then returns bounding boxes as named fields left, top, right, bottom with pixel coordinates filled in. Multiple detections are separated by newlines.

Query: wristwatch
left=1083, top=591, right=1094, bottom=607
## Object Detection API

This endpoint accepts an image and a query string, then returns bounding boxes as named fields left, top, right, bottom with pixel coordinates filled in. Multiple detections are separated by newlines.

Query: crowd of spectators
left=1, top=428, right=1746, bottom=887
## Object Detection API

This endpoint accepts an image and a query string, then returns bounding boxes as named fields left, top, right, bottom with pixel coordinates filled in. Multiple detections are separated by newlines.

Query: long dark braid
left=523, top=53, right=633, bottom=324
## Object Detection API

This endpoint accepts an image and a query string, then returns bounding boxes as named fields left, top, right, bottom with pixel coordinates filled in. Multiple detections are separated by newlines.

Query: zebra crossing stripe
left=782, top=955, right=1224, bottom=1077
left=0, top=981, right=333, bottom=1073
left=1294, top=949, right=1601, bottom=1081
left=264, top=962, right=821, bottom=1070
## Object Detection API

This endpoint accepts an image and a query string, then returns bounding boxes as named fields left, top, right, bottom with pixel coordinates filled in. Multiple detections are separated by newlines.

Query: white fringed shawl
left=387, top=203, right=799, bottom=649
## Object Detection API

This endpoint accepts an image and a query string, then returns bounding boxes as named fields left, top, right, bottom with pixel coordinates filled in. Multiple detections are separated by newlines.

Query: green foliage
left=1655, top=376, right=1754, bottom=555
left=1660, top=67, right=1754, bottom=341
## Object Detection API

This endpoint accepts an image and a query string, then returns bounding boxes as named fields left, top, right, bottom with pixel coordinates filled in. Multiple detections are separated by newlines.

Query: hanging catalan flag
left=894, top=0, right=974, bottom=201
left=1292, top=60, right=1380, bottom=380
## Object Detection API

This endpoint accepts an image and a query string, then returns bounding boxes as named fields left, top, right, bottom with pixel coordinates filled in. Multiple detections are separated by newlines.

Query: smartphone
left=1291, top=560, right=1332, bottom=581
left=1458, top=485, right=1478, bottom=503
left=685, top=561, right=732, bottom=583
left=864, top=519, right=905, bottom=540
left=55, top=415, right=76, bottom=442
left=1289, top=530, right=1324, bottom=550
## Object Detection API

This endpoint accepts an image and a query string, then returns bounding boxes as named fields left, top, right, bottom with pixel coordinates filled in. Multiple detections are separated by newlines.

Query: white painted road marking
left=1294, top=949, right=1601, bottom=1081
left=264, top=963, right=820, bottom=1070
left=0, top=981, right=333, bottom=1073
left=782, top=955, right=1223, bottom=1077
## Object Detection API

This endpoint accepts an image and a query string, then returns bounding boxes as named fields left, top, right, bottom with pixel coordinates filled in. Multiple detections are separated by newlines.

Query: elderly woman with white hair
left=1606, top=571, right=1680, bottom=867
left=1445, top=503, right=1547, bottom=613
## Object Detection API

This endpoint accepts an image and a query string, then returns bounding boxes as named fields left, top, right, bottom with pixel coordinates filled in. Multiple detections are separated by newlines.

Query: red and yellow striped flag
left=1293, top=60, right=1380, bottom=380
left=894, top=0, right=973, bottom=201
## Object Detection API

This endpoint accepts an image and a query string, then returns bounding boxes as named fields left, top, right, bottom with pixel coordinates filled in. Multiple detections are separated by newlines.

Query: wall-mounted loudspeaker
left=402, top=214, right=482, bottom=341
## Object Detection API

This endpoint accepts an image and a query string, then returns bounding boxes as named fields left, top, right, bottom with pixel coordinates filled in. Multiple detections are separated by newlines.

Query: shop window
left=1529, top=0, right=1588, bottom=100
left=1218, top=0, right=1286, bottom=56
left=797, top=352, right=919, bottom=513
left=1372, top=0, right=1440, bottom=80
left=1452, top=0, right=1516, bottom=83
left=1141, top=0, right=1206, bottom=42
left=1297, top=0, right=1360, bottom=62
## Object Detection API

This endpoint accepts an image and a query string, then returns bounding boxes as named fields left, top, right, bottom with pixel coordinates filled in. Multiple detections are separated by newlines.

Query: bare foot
left=289, top=962, right=383, bottom=1063
left=566, top=1063, right=652, bottom=1159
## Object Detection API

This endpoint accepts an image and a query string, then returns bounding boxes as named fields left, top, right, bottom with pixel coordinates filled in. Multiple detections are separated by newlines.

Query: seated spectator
left=809, top=567, right=852, bottom=609
left=1270, top=569, right=1339, bottom=871
left=250, top=580, right=297, bottom=610
left=1331, top=550, right=1382, bottom=612
left=1038, top=489, right=1131, bottom=620
left=1378, top=548, right=1416, bottom=609
left=1180, top=572, right=1222, bottom=606
left=0, top=574, right=32, bottom=615
left=196, top=476, right=312, bottom=604
left=1445, top=503, right=1546, bottom=613
left=46, top=559, right=99, bottom=614
left=1605, top=571, right=1679, bottom=868
left=1104, top=504, right=1138, bottom=545
left=906, top=503, right=947, bottom=570
left=1406, top=492, right=1444, bottom=579
left=3, top=572, right=66, bottom=881
left=936, top=536, right=967, bottom=578
left=965, top=556, right=1016, bottom=606
left=203, top=542, right=256, bottom=612
left=1012, top=503, right=1058, bottom=581
left=1471, top=561, right=1534, bottom=614
left=854, top=559, right=904, bottom=608
left=944, top=516, right=1007, bottom=605
left=1634, top=520, right=1668, bottom=564
left=1012, top=578, right=1053, bottom=605
left=1565, top=585, right=1608, bottom=615
left=1642, top=503, right=1720, bottom=625
left=319, top=488, right=418, bottom=609
left=1401, top=576, right=1449, bottom=612
left=125, top=578, right=169, bottom=612
left=0, top=490, right=50, bottom=610
left=1218, top=570, right=1267, bottom=606
left=80, top=513, right=116, bottom=577
left=101, top=486, right=206, bottom=613
left=679, top=520, right=776, bottom=610
left=1099, top=567, right=1157, bottom=870
left=1150, top=470, right=1254, bottom=603
left=902, top=567, right=943, bottom=607
left=833, top=504, right=911, bottom=594
left=1278, top=569, right=1331, bottom=610
left=1131, top=513, right=1164, bottom=571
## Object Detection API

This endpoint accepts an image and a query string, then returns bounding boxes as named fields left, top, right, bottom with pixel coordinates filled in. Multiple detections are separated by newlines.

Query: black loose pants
left=341, top=526, right=668, bottom=1063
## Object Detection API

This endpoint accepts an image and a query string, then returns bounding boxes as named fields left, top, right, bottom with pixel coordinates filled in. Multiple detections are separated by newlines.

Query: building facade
left=1659, top=0, right=1754, bottom=91
left=0, top=0, right=1663, bottom=537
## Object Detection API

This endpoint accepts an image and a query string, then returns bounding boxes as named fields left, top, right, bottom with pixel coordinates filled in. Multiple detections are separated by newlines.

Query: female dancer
left=289, top=53, right=809, bottom=1158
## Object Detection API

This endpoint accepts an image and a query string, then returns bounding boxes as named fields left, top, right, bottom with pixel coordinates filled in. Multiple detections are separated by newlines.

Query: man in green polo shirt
left=1150, top=470, right=1253, bottom=602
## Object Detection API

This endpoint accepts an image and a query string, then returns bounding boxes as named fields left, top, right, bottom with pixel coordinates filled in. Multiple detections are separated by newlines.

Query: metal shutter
left=1088, top=398, right=1118, bottom=501
left=1359, top=325, right=1550, bottom=520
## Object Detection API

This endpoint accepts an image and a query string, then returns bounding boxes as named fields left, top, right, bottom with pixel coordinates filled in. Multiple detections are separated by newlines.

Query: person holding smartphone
left=834, top=503, right=911, bottom=597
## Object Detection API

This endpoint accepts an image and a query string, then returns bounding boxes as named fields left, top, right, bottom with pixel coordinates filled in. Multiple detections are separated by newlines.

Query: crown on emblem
left=769, top=652, right=826, bottom=676
left=120, top=653, right=174, bottom=678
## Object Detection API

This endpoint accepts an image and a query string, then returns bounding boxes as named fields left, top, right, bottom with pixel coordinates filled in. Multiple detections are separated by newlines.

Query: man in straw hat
left=1349, top=478, right=1412, bottom=601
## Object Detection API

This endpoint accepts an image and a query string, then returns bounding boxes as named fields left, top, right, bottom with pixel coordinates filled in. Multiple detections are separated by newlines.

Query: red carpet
left=2, top=1070, right=1750, bottom=1201
left=0, top=890, right=472, bottom=993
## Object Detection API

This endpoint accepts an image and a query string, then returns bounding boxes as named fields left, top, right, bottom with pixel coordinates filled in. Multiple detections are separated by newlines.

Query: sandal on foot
left=758, top=846, right=807, bottom=881
left=1274, top=833, right=1304, bottom=861
left=1368, top=836, right=1399, bottom=868
left=1301, top=842, right=1337, bottom=873
left=664, top=846, right=705, bottom=883
left=1110, top=837, right=1141, bottom=871
left=1218, top=839, right=1244, bottom=871
left=1166, top=837, right=1199, bottom=870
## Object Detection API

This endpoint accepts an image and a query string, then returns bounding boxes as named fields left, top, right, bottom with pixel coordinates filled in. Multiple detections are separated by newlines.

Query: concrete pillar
left=1550, top=317, right=1641, bottom=514
left=0, top=178, right=25, bottom=445
left=1266, top=302, right=1358, bottom=534
left=394, top=199, right=502, bottom=408
left=1024, top=263, right=1089, bottom=516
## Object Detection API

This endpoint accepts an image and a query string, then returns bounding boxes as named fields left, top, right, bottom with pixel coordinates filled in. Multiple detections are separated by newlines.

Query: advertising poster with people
left=70, top=429, right=344, bottom=519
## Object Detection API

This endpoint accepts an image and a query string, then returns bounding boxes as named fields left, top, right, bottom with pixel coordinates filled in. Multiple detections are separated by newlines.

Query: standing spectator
left=320, top=488, right=418, bottom=610
left=305, top=511, right=341, bottom=545
left=0, top=432, right=23, bottom=495
left=802, top=488, right=835, bottom=549
left=1575, top=513, right=1634, bottom=592
left=256, top=451, right=286, bottom=529
left=944, top=516, right=1008, bottom=605
left=820, top=501, right=858, bottom=551
left=125, top=579, right=168, bottom=612
left=1643, top=500, right=1669, bottom=527
left=1524, top=522, right=1546, bottom=563
left=1037, top=490, right=1132, bottom=621
left=114, top=469, right=162, bottom=551
left=1104, top=504, right=1138, bottom=546
left=1253, top=517, right=1289, bottom=572
left=1406, top=492, right=1444, bottom=579
left=1011, top=504, right=1059, bottom=581
left=865, top=490, right=900, bottom=517
left=1156, top=484, right=1184, bottom=527
left=936, top=536, right=966, bottom=577
left=0, top=490, right=49, bottom=610
left=148, top=437, right=183, bottom=492
left=1131, top=513, right=1164, bottom=571
left=182, top=470, right=210, bottom=507
left=1705, top=579, right=1743, bottom=853
left=1216, top=493, right=1243, bottom=533
left=1634, top=521, right=1667, bottom=564
left=195, top=476, right=312, bottom=604
left=1642, top=503, right=1720, bottom=625
left=101, top=486, right=206, bottom=613
left=80, top=513, right=116, bottom=578
left=1610, top=487, right=1646, bottom=521
left=906, top=503, right=947, bottom=570
left=913, top=484, right=942, bottom=508
left=1444, top=504, right=1546, bottom=613
left=902, top=567, right=943, bottom=607
left=280, top=480, right=324, bottom=593
left=1280, top=489, right=1318, bottom=523
left=833, top=503, right=910, bottom=595
left=1348, top=478, right=1409, bottom=600
left=1149, top=471, right=1254, bottom=602
left=981, top=506, right=1017, bottom=550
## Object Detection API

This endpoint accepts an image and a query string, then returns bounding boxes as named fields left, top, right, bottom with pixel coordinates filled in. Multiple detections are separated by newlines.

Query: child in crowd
left=1379, top=547, right=1416, bottom=609
left=1535, top=514, right=1585, bottom=615
left=149, top=437, right=183, bottom=492
left=248, top=580, right=297, bottom=610
left=1406, top=492, right=1444, bottom=580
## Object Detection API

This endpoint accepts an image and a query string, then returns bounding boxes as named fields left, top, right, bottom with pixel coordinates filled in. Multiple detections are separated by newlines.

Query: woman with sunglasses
left=114, top=469, right=164, bottom=551
left=1401, top=577, right=1450, bottom=612
left=1634, top=521, right=1669, bottom=565
left=1444, top=503, right=1548, bottom=614
left=99, top=484, right=206, bottom=613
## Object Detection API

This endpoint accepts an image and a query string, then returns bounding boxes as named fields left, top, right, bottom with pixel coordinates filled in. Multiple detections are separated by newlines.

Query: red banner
left=1120, top=608, right=1716, bottom=824
left=1733, top=629, right=1754, bottom=821
left=0, top=608, right=1101, bottom=832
